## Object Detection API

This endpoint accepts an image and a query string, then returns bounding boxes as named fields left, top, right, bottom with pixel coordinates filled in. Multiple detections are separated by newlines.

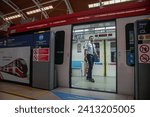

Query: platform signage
left=138, top=44, right=150, bottom=63
left=33, top=48, right=49, bottom=62
left=34, top=32, right=50, bottom=47
left=7, top=34, right=33, bottom=47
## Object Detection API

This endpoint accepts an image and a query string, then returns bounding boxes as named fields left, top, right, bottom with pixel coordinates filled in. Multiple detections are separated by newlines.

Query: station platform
left=0, top=82, right=133, bottom=100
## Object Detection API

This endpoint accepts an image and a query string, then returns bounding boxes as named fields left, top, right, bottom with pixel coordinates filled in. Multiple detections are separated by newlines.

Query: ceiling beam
left=32, top=0, right=49, bottom=19
left=0, top=22, right=10, bottom=31
left=0, top=11, right=12, bottom=24
left=2, top=0, right=28, bottom=20
left=0, top=12, right=10, bottom=31
left=63, top=0, right=74, bottom=14
left=3, top=0, right=59, bottom=17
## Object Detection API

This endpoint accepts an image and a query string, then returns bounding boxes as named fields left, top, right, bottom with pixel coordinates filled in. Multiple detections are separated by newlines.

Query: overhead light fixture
left=84, top=29, right=89, bottom=32
left=106, top=26, right=116, bottom=29
left=95, top=27, right=105, bottom=30
left=4, top=14, right=21, bottom=21
left=88, top=0, right=133, bottom=8
left=74, top=29, right=93, bottom=32
left=26, top=5, right=53, bottom=15
left=74, top=30, right=84, bottom=33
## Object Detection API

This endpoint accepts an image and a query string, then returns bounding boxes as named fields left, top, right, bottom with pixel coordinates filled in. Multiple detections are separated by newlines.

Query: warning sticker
left=138, top=34, right=150, bottom=40
left=138, top=44, right=150, bottom=63
left=33, top=54, right=38, bottom=61
left=140, top=54, right=149, bottom=63
left=139, top=45, right=149, bottom=53
left=33, top=48, right=49, bottom=62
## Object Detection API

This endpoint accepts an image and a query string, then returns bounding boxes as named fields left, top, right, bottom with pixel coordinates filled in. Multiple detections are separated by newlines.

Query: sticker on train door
left=33, top=48, right=49, bottom=62
left=138, top=44, right=150, bottom=63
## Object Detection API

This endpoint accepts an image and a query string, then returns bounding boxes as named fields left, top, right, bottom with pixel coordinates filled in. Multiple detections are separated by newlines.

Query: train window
left=16, top=60, right=23, bottom=69
left=55, top=31, right=65, bottom=64
left=94, top=42, right=100, bottom=62
left=125, top=23, right=135, bottom=66
left=110, top=42, right=116, bottom=62
left=20, top=59, right=26, bottom=65
left=16, top=60, right=20, bottom=68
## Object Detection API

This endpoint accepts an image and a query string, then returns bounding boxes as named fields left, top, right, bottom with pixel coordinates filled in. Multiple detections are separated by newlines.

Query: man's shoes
left=89, top=78, right=95, bottom=83
left=86, top=77, right=95, bottom=83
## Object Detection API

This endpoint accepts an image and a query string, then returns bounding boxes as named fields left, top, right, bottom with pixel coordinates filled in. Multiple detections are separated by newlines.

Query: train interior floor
left=0, top=81, right=133, bottom=100
left=71, top=76, right=116, bottom=92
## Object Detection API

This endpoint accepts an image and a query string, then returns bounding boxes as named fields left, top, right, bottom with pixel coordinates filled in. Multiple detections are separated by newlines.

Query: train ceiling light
left=73, top=26, right=116, bottom=34
left=88, top=0, right=134, bottom=8
left=8, top=0, right=150, bottom=33
left=105, top=26, right=116, bottom=29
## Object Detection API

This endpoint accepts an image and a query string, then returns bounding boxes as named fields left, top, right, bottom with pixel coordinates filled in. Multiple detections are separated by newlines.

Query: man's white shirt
left=84, top=41, right=96, bottom=55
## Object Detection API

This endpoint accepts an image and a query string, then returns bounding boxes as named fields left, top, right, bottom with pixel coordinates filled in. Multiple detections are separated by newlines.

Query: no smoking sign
left=138, top=44, right=150, bottom=63
left=140, top=54, right=149, bottom=63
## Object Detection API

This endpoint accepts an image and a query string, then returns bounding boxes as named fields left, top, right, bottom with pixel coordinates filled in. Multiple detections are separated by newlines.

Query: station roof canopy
left=0, top=0, right=148, bottom=31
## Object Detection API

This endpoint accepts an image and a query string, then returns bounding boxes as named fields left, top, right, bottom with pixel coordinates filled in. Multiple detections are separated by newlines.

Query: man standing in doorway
left=84, top=36, right=98, bottom=83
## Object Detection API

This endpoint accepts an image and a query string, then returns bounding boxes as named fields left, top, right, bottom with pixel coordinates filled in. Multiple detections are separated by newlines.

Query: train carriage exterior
left=4, top=0, right=150, bottom=97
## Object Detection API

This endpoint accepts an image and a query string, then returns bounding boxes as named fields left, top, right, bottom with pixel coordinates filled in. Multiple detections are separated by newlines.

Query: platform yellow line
left=0, top=90, right=36, bottom=100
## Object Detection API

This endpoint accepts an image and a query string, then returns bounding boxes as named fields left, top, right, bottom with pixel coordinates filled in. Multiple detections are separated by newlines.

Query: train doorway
left=71, top=21, right=116, bottom=92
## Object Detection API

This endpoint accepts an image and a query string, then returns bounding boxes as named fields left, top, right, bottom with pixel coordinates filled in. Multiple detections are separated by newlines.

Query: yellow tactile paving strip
left=0, top=82, right=60, bottom=100
left=0, top=81, right=133, bottom=100
left=0, top=92, right=29, bottom=100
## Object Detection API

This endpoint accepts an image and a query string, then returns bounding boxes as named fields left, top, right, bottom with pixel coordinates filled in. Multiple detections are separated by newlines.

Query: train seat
left=71, top=61, right=82, bottom=76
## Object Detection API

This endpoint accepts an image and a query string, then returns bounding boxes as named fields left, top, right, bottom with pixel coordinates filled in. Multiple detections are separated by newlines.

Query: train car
left=7, top=0, right=150, bottom=97
left=0, top=58, right=28, bottom=78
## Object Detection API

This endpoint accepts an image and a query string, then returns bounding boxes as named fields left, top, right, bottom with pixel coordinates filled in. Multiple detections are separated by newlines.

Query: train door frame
left=51, top=25, right=72, bottom=88
left=115, top=20, right=118, bottom=94
left=70, top=20, right=117, bottom=93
